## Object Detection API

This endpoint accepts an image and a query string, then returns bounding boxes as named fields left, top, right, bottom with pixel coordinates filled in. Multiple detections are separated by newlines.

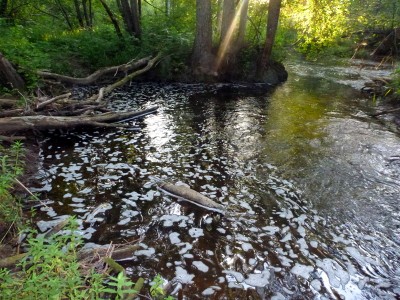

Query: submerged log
left=158, top=182, right=226, bottom=214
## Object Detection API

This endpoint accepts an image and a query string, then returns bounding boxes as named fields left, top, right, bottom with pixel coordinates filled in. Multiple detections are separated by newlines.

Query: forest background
left=0, top=0, right=399, bottom=93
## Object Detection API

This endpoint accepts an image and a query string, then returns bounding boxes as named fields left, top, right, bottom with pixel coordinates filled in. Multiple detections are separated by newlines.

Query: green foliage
left=283, top=0, right=351, bottom=58
left=0, top=218, right=146, bottom=299
left=104, top=272, right=137, bottom=299
left=391, top=67, right=400, bottom=96
left=150, top=274, right=174, bottom=300
left=0, top=141, right=24, bottom=226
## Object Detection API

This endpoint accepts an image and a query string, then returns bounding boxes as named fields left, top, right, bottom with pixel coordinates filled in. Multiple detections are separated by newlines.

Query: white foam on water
left=125, top=191, right=141, bottom=200
left=279, top=255, right=292, bottom=267
left=241, top=242, right=253, bottom=252
left=311, top=279, right=322, bottom=291
left=36, top=215, right=70, bottom=232
left=297, top=225, right=306, bottom=237
left=159, top=215, right=190, bottom=227
left=178, top=242, right=193, bottom=255
left=291, top=263, right=314, bottom=280
left=169, top=232, right=181, bottom=244
left=280, top=233, right=292, bottom=242
left=244, top=270, right=270, bottom=287
left=316, top=258, right=350, bottom=289
left=202, top=288, right=215, bottom=296
left=134, top=247, right=155, bottom=257
left=223, top=270, right=245, bottom=283
left=175, top=266, right=195, bottom=284
left=262, top=226, right=280, bottom=235
left=217, top=228, right=226, bottom=234
left=117, top=218, right=131, bottom=225
left=271, top=292, right=286, bottom=300
left=188, top=227, right=204, bottom=238
left=193, top=261, right=209, bottom=272
left=202, top=286, right=221, bottom=296
left=345, top=246, right=379, bottom=266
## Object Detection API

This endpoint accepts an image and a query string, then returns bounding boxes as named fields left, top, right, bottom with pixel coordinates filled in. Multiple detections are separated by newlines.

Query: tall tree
left=192, top=0, right=213, bottom=75
left=117, top=0, right=141, bottom=38
left=220, top=0, right=235, bottom=44
left=236, top=0, right=249, bottom=49
left=99, top=0, right=123, bottom=39
left=259, top=0, right=281, bottom=71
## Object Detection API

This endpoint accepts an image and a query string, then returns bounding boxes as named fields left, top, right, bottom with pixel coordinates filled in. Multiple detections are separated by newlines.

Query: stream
left=31, top=60, right=400, bottom=299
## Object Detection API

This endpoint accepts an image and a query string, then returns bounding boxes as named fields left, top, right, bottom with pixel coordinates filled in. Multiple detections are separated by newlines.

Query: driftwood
left=0, top=54, right=162, bottom=137
left=37, top=56, right=151, bottom=85
left=0, top=98, right=18, bottom=108
left=158, top=182, right=226, bottom=214
left=0, top=106, right=158, bottom=132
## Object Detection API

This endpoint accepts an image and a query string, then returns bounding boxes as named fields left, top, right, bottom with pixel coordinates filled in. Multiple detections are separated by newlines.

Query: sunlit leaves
left=284, top=0, right=350, bottom=55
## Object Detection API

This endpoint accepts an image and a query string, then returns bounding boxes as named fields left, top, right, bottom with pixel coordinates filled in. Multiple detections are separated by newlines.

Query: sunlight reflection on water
left=32, top=66, right=400, bottom=299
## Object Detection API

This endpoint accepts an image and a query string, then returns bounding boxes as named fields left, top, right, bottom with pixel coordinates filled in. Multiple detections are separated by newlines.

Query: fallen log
left=158, top=182, right=226, bottom=215
left=0, top=98, right=18, bottom=109
left=0, top=106, right=158, bottom=132
left=37, top=56, right=151, bottom=85
left=87, top=53, right=161, bottom=102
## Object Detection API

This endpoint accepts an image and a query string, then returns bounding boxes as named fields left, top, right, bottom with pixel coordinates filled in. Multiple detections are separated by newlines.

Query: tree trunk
left=55, top=0, right=74, bottom=30
left=259, top=0, right=282, bottom=69
left=82, top=0, right=92, bottom=28
left=118, top=0, right=140, bottom=38
left=0, top=0, right=7, bottom=17
left=165, top=0, right=171, bottom=16
left=99, top=0, right=124, bottom=39
left=192, top=0, right=214, bottom=76
left=73, top=0, right=85, bottom=27
left=236, top=0, right=249, bottom=49
left=0, top=52, right=25, bottom=90
left=220, top=0, right=235, bottom=44
left=130, top=0, right=141, bottom=38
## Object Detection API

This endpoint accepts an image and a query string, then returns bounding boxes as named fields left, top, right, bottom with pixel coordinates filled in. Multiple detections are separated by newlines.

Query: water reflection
left=32, top=72, right=400, bottom=299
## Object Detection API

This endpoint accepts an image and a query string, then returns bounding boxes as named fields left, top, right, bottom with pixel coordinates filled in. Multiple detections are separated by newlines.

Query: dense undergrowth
left=0, top=23, right=193, bottom=92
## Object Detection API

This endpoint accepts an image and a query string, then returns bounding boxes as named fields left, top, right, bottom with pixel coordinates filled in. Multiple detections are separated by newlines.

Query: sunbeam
left=214, top=0, right=247, bottom=73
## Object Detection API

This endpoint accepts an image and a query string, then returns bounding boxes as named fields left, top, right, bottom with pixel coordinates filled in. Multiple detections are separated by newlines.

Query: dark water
left=32, top=61, right=400, bottom=299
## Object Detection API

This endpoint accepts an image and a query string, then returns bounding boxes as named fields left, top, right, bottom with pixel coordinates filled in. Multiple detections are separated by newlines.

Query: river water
left=32, top=60, right=400, bottom=299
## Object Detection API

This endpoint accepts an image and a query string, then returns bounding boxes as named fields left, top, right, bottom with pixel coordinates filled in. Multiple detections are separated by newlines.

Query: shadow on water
left=32, top=63, right=400, bottom=299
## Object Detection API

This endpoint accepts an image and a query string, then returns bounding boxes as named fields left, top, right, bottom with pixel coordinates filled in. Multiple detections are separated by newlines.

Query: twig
left=16, top=90, right=29, bottom=111
left=36, top=92, right=71, bottom=110
left=0, top=135, right=26, bottom=142
left=372, top=107, right=400, bottom=117
left=14, top=178, right=48, bottom=207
